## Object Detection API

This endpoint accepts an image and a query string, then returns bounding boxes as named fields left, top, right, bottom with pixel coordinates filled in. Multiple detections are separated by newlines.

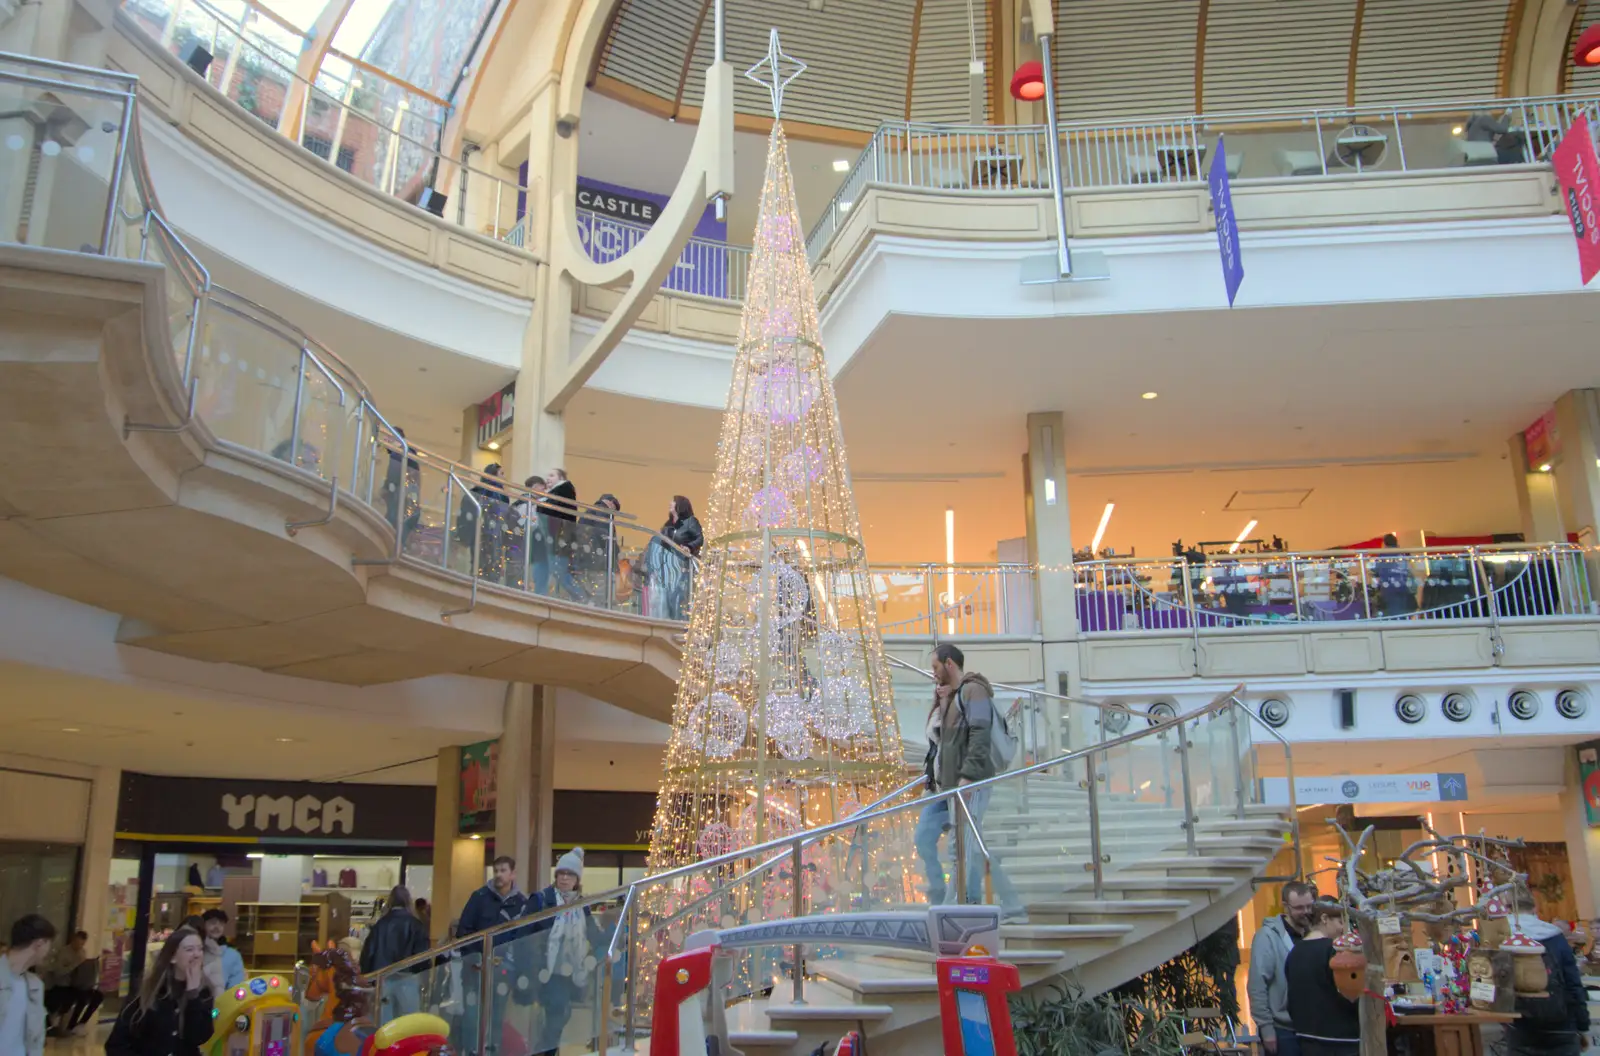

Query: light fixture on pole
left=1228, top=519, right=1258, bottom=554
left=1090, top=502, right=1114, bottom=554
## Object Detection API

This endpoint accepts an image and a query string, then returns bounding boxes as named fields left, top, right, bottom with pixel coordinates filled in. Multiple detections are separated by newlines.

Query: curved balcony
left=0, top=54, right=680, bottom=717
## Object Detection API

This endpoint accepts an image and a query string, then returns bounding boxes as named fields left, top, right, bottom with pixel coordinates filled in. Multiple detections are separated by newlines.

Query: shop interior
left=105, top=849, right=435, bottom=998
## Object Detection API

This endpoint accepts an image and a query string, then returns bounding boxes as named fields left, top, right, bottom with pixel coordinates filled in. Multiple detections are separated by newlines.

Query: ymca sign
left=117, top=772, right=433, bottom=844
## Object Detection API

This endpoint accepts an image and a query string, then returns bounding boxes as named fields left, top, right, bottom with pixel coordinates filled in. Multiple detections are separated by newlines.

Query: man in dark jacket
left=542, top=468, right=590, bottom=603
left=360, top=886, right=429, bottom=1018
left=1506, top=891, right=1590, bottom=1056
left=456, top=858, right=525, bottom=1056
left=912, top=644, right=1023, bottom=919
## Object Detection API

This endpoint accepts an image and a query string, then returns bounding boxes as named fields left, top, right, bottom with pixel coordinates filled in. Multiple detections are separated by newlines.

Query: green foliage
left=1010, top=920, right=1241, bottom=1055
left=1011, top=982, right=1183, bottom=1056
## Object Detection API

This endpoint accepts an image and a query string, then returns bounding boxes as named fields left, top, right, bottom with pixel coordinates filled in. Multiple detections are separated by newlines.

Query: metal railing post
left=925, top=563, right=938, bottom=639
left=624, top=896, right=639, bottom=1048
left=1175, top=718, right=1198, bottom=855
left=1289, top=554, right=1302, bottom=621
left=605, top=514, right=616, bottom=609
left=1084, top=750, right=1104, bottom=898
left=952, top=792, right=968, bottom=904
left=1357, top=553, right=1371, bottom=620
left=442, top=474, right=456, bottom=570
left=288, top=346, right=308, bottom=468
left=101, top=93, right=135, bottom=255
left=790, top=838, right=805, bottom=1005
left=475, top=935, right=493, bottom=1056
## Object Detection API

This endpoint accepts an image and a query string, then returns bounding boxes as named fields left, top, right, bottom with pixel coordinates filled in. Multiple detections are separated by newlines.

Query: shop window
left=0, top=840, right=80, bottom=936
left=301, top=134, right=357, bottom=174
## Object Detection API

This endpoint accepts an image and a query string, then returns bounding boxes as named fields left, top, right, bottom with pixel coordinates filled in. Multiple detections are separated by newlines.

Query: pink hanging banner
left=1553, top=115, right=1600, bottom=286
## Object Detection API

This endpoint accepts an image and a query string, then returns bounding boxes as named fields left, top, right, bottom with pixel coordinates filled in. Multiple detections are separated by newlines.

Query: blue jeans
left=1273, top=1027, right=1301, bottom=1056
left=550, top=553, right=588, bottom=602
left=914, top=790, right=1022, bottom=913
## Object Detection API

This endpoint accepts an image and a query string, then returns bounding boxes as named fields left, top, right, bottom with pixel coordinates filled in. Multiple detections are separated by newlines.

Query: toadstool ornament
left=1331, top=931, right=1368, bottom=1002
left=1480, top=894, right=1512, bottom=949
left=1502, top=931, right=1549, bottom=997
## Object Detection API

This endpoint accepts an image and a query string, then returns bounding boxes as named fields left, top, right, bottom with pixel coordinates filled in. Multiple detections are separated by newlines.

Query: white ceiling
left=566, top=290, right=1600, bottom=560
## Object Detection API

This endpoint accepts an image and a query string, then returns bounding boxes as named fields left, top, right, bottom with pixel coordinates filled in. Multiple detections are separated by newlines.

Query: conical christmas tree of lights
left=645, top=121, right=905, bottom=876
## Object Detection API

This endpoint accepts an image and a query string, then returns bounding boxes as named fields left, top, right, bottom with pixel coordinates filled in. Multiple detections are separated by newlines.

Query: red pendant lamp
left=1010, top=60, right=1045, bottom=101
left=1576, top=24, right=1600, bottom=67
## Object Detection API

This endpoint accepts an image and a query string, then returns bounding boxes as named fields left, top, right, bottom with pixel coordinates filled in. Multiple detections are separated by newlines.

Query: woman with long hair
left=642, top=496, right=703, bottom=619
left=105, top=927, right=214, bottom=1056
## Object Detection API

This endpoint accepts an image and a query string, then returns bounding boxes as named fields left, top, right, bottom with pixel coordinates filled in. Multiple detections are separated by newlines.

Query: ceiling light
left=61, top=727, right=80, bottom=733
left=487, top=441, right=500, bottom=451
left=1229, top=519, right=1258, bottom=553
left=838, top=201, right=852, bottom=212
left=246, top=852, right=265, bottom=859
left=832, top=158, right=850, bottom=172
left=945, top=508, right=956, bottom=636
left=1090, top=502, right=1115, bottom=553
left=1540, top=463, right=1552, bottom=472
left=275, top=737, right=296, bottom=743
left=1451, top=125, right=1463, bottom=136
left=469, top=833, right=482, bottom=840
left=1576, top=24, right=1600, bottom=67
left=1141, top=391, right=1158, bottom=400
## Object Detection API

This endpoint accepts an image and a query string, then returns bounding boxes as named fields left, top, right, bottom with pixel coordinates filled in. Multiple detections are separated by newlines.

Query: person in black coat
left=360, top=885, right=430, bottom=1018
left=660, top=495, right=703, bottom=619
left=542, top=468, right=590, bottom=603
left=105, top=927, right=213, bottom=1056
left=1283, top=901, right=1360, bottom=1056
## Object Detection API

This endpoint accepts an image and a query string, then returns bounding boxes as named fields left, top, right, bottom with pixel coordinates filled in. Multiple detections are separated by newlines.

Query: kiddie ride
left=207, top=942, right=453, bottom=1056
left=650, top=906, right=1021, bottom=1056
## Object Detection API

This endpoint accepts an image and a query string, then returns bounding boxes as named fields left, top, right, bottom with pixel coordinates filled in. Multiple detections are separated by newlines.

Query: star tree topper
left=745, top=28, right=806, bottom=119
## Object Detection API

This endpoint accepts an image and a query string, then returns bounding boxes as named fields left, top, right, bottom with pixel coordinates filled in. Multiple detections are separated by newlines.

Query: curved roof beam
left=284, top=0, right=357, bottom=140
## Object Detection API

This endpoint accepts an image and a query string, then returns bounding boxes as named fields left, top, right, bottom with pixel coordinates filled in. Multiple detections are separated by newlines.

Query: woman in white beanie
left=523, top=847, right=602, bottom=1056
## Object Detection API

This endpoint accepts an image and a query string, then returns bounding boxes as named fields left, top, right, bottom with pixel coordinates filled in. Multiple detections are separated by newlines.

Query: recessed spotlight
left=1451, top=125, right=1463, bottom=136
left=487, top=441, right=500, bottom=451
left=1540, top=463, right=1552, bottom=472
left=62, top=727, right=80, bottom=733
left=469, top=833, right=482, bottom=840
left=1141, top=391, right=1158, bottom=400
left=832, top=158, right=850, bottom=172
left=275, top=736, right=297, bottom=743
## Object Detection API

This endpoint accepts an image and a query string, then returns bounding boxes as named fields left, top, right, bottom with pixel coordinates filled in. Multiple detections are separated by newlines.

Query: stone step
left=1194, top=835, right=1287, bottom=853
left=1024, top=898, right=1193, bottom=924
left=811, top=958, right=940, bottom=996
left=730, top=1032, right=801, bottom=1049
left=999, top=922, right=1137, bottom=952
left=1117, top=855, right=1266, bottom=874
left=764, top=1003, right=896, bottom=1024
left=1197, top=818, right=1292, bottom=835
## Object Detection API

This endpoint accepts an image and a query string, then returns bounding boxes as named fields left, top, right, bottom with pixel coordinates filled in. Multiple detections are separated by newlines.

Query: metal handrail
left=367, top=681, right=1251, bottom=980
left=885, top=652, right=1155, bottom=717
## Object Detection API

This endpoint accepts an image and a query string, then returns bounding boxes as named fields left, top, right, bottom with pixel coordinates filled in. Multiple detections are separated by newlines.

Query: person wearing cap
left=521, top=848, right=603, bottom=1056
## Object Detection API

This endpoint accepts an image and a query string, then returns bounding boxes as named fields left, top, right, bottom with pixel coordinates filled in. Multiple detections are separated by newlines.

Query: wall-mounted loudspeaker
left=1337, top=690, right=1355, bottom=729
left=1507, top=690, right=1540, bottom=721
left=1557, top=689, right=1589, bottom=720
left=181, top=41, right=213, bottom=77
left=1259, top=698, right=1291, bottom=729
left=1147, top=701, right=1177, bottom=726
left=417, top=188, right=448, bottom=217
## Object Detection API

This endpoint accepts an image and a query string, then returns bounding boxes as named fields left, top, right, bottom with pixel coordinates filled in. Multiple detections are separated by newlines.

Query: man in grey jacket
left=1248, top=881, right=1317, bottom=1056
left=914, top=644, right=1024, bottom=920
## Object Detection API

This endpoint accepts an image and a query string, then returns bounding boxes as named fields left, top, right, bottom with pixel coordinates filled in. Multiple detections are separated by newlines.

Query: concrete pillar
left=508, top=81, right=572, bottom=485
left=76, top=765, right=119, bottom=951
left=431, top=746, right=485, bottom=942
left=1024, top=411, right=1083, bottom=757
left=1509, top=431, right=1566, bottom=543
left=1550, top=390, right=1600, bottom=543
left=1561, top=747, right=1600, bottom=921
left=495, top=684, right=556, bottom=892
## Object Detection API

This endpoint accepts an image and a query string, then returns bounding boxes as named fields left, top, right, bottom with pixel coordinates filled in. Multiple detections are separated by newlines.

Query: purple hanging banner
left=1208, top=136, right=1244, bottom=307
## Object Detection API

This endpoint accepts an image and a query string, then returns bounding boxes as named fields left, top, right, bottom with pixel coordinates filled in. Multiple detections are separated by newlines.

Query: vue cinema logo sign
left=222, top=793, right=355, bottom=835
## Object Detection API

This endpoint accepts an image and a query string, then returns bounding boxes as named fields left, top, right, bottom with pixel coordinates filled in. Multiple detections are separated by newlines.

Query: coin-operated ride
left=934, top=957, right=1021, bottom=1056
left=207, top=975, right=299, bottom=1056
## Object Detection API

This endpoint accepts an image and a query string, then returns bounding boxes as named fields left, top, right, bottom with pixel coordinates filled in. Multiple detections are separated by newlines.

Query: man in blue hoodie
left=1507, top=891, right=1590, bottom=1056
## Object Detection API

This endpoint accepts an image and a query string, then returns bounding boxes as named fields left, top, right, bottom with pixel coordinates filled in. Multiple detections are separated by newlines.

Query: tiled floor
left=43, top=1021, right=110, bottom=1056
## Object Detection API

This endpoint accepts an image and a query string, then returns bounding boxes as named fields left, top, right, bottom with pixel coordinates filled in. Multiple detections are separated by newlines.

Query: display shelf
left=234, top=895, right=349, bottom=972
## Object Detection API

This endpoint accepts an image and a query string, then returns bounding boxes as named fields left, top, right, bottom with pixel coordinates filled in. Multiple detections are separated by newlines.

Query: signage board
left=476, top=382, right=515, bottom=451
left=459, top=738, right=498, bottom=834
left=1523, top=407, right=1560, bottom=469
left=1263, top=772, right=1468, bottom=806
left=1553, top=115, right=1600, bottom=285
left=1207, top=135, right=1244, bottom=306
left=116, top=773, right=435, bottom=844
left=1580, top=746, right=1600, bottom=827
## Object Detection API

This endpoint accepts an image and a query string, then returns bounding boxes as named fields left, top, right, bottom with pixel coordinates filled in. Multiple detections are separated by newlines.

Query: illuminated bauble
left=759, top=305, right=797, bottom=342
left=817, top=629, right=864, bottom=676
left=747, top=559, right=809, bottom=626
left=813, top=677, right=873, bottom=741
left=758, top=211, right=798, bottom=252
left=696, top=822, right=736, bottom=860
left=684, top=692, right=748, bottom=759
left=765, top=692, right=813, bottom=760
left=706, top=633, right=751, bottom=684
left=746, top=485, right=794, bottom=530
left=777, top=445, right=826, bottom=491
left=750, top=360, right=817, bottom=424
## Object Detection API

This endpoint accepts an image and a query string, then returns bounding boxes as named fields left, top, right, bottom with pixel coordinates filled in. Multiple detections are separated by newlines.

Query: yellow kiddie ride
left=208, top=975, right=299, bottom=1056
